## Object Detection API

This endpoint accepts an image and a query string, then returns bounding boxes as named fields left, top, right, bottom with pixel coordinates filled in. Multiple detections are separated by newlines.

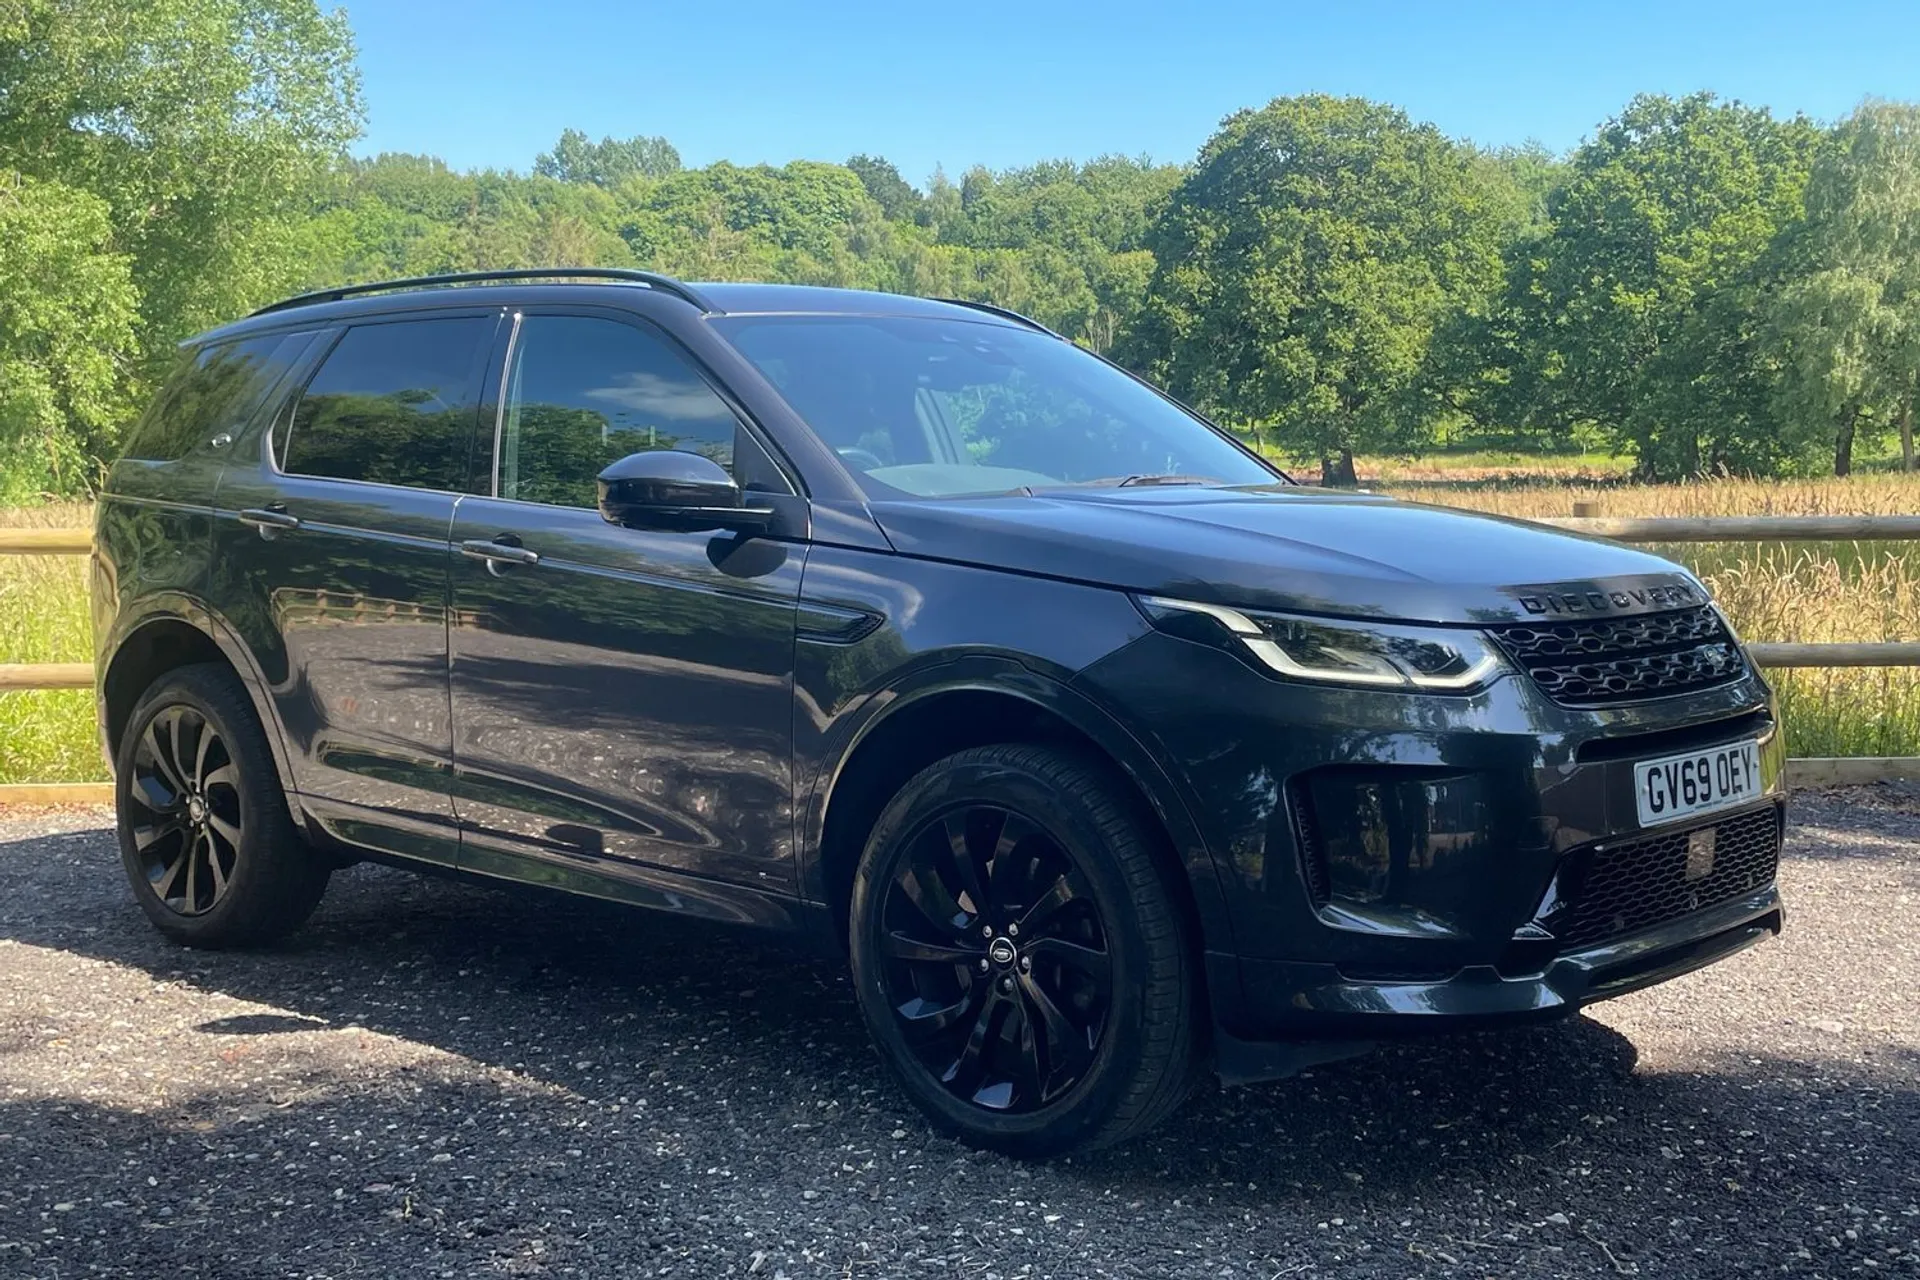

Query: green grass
left=1771, top=668, right=1920, bottom=758
left=0, top=503, right=106, bottom=784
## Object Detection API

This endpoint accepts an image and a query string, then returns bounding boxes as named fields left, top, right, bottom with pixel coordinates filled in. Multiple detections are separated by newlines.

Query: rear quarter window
left=121, top=332, right=314, bottom=462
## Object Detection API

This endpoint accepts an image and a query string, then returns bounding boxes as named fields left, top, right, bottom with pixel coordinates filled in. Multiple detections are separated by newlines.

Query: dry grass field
left=1396, top=470, right=1920, bottom=518
left=2, top=473, right=1916, bottom=782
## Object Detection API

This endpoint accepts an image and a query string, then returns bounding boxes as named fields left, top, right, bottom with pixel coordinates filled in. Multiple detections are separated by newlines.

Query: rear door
left=209, top=309, right=501, bottom=863
left=446, top=307, right=806, bottom=890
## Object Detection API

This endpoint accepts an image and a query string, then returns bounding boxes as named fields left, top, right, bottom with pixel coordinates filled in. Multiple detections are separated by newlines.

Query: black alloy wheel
left=127, top=703, right=243, bottom=916
left=850, top=744, right=1199, bottom=1157
left=879, top=803, right=1113, bottom=1112
left=115, top=663, right=330, bottom=947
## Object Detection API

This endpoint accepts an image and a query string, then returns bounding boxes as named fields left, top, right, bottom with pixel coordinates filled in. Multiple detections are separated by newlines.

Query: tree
left=1127, top=95, right=1507, bottom=483
left=1482, top=140, right=1566, bottom=236
left=1525, top=94, right=1819, bottom=477
left=845, top=155, right=921, bottom=221
left=1764, top=100, right=1920, bottom=474
left=0, top=172, right=139, bottom=499
left=534, top=129, right=681, bottom=186
left=1413, top=145, right=1569, bottom=448
left=917, top=167, right=961, bottom=235
left=0, top=0, right=362, bottom=364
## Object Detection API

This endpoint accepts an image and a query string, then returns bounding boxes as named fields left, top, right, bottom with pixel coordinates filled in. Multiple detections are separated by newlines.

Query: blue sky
left=345, top=0, right=1920, bottom=182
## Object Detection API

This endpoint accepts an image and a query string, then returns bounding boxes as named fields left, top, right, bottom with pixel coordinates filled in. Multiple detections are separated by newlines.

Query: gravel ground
left=0, top=792, right=1914, bottom=1280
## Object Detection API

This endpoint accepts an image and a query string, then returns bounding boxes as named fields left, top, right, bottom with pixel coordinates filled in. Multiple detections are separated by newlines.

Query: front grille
left=1555, top=804, right=1781, bottom=949
left=1489, top=606, right=1748, bottom=706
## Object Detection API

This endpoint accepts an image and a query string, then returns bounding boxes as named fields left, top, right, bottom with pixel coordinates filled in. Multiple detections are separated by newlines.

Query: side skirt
left=298, top=794, right=838, bottom=954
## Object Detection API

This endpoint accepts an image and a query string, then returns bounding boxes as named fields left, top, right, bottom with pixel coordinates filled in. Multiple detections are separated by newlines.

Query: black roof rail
left=248, top=268, right=717, bottom=318
left=932, top=297, right=1062, bottom=338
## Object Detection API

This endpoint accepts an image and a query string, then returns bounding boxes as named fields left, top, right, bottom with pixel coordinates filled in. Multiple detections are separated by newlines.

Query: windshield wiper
left=1036, top=474, right=1222, bottom=490
left=1115, top=474, right=1221, bottom=487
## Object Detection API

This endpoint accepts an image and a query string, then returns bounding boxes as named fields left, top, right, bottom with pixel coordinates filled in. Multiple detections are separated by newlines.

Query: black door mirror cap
left=596, top=450, right=774, bottom=533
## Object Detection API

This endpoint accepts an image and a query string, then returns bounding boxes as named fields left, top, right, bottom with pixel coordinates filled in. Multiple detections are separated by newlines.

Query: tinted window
left=498, top=316, right=740, bottom=509
left=281, top=317, right=492, bottom=490
left=716, top=315, right=1277, bottom=498
left=123, top=333, right=311, bottom=461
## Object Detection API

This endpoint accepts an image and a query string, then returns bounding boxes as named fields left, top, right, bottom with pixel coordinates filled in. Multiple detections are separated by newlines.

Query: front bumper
left=1071, top=628, right=1787, bottom=1070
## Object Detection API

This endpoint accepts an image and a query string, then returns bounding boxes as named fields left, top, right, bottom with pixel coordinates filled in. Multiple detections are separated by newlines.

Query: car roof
left=189, top=277, right=1033, bottom=348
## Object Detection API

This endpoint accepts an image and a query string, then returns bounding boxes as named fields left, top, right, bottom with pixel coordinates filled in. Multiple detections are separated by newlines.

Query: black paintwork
left=93, top=279, right=1786, bottom=1076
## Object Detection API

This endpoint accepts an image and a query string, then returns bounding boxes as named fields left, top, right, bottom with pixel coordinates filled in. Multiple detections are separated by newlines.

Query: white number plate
left=1635, top=739, right=1762, bottom=828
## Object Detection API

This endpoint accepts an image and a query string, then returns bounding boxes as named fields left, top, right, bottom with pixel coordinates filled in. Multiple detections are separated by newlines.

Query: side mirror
left=595, top=450, right=774, bottom=534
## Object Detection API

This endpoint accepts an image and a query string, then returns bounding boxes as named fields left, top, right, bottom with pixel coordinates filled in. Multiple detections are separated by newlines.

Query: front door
left=210, top=310, right=499, bottom=863
left=447, top=310, right=804, bottom=890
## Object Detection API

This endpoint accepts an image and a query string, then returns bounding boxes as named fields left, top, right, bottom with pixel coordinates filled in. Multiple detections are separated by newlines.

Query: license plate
left=1635, top=738, right=1762, bottom=827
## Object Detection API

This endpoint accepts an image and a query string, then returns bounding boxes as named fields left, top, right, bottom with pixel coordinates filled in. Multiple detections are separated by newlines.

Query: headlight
left=1134, top=596, right=1505, bottom=692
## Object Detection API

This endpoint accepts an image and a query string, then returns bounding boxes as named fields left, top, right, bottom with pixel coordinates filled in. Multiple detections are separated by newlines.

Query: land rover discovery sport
left=92, top=269, right=1787, bottom=1156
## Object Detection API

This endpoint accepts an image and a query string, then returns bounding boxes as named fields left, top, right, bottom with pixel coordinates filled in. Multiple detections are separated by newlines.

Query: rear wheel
left=849, top=744, right=1199, bottom=1157
left=114, top=663, right=329, bottom=947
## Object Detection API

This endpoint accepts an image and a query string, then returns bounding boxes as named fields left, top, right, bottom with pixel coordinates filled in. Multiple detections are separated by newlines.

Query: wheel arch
left=802, top=662, right=1237, bottom=960
left=100, top=602, right=300, bottom=801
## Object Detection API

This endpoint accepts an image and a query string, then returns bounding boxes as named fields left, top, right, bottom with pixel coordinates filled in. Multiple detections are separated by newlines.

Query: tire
left=113, top=663, right=329, bottom=947
left=849, top=744, right=1199, bottom=1157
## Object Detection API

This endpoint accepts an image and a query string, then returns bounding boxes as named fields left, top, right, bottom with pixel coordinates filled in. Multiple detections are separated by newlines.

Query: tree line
left=4, top=0, right=1919, bottom=498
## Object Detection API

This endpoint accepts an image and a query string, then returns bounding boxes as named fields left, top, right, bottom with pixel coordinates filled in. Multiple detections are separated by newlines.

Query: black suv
left=92, top=269, right=1786, bottom=1156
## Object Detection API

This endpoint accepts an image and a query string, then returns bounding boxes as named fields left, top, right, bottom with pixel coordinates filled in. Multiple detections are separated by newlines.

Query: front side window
left=124, top=332, right=313, bottom=461
left=497, top=315, right=741, bottom=509
left=280, top=316, right=493, bottom=490
left=714, top=315, right=1279, bottom=498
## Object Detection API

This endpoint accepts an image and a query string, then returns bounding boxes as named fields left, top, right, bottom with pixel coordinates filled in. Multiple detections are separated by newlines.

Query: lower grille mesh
left=1556, top=805, right=1781, bottom=949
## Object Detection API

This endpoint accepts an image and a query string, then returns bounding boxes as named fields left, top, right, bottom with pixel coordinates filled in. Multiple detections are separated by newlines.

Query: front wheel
left=114, top=663, right=329, bottom=947
left=849, top=744, right=1199, bottom=1157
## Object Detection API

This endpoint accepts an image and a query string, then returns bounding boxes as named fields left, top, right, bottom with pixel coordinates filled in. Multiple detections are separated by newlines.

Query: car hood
left=866, top=485, right=1706, bottom=625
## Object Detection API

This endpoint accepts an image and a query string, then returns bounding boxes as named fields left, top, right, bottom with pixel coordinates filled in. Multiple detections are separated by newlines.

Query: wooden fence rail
left=1537, top=514, right=1920, bottom=542
left=4, top=519, right=1920, bottom=801
left=1747, top=642, right=1920, bottom=668
left=0, top=528, right=93, bottom=555
left=0, top=663, right=92, bottom=690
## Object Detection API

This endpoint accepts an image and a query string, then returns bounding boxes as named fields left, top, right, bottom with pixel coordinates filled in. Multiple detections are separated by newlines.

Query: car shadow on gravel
left=4, top=1050, right=1913, bottom=1280
left=3, top=842, right=1908, bottom=1159
left=5, top=830, right=1919, bottom=1276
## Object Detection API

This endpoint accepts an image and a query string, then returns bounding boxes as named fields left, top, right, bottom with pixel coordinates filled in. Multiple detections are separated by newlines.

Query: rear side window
left=280, top=316, right=493, bottom=491
left=122, top=333, right=311, bottom=461
left=497, top=315, right=744, bottom=509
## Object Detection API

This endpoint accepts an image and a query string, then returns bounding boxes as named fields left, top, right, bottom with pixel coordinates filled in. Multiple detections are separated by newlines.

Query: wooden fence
left=3, top=514, right=1918, bottom=803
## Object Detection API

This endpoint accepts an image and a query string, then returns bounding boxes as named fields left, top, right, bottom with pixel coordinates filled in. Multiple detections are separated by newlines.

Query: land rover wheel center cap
left=988, top=937, right=1018, bottom=967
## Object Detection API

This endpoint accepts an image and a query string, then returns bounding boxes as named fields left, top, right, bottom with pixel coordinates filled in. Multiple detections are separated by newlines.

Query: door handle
left=459, top=537, right=540, bottom=573
left=237, top=507, right=301, bottom=539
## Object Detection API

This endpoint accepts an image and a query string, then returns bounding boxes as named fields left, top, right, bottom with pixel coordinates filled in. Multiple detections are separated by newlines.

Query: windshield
left=713, top=314, right=1281, bottom=498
